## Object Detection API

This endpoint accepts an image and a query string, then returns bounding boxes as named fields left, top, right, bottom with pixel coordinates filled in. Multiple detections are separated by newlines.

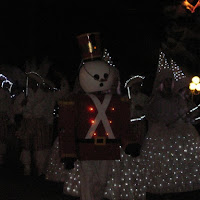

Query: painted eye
left=94, top=74, right=100, bottom=80
left=104, top=73, right=109, bottom=79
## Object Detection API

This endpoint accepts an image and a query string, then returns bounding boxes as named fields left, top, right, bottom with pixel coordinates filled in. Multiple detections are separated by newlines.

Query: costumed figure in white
left=104, top=50, right=200, bottom=199
left=45, top=32, right=137, bottom=200
left=172, top=58, right=200, bottom=125
left=0, top=74, right=14, bottom=165
left=141, top=51, right=200, bottom=198
left=14, top=58, right=69, bottom=176
left=125, top=75, right=149, bottom=151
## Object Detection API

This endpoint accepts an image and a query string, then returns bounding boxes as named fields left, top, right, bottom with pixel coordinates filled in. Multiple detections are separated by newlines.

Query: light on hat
left=77, top=32, right=102, bottom=61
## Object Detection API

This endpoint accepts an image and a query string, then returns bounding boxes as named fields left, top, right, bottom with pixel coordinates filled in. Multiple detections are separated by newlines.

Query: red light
left=109, top=120, right=112, bottom=124
left=90, top=119, right=95, bottom=124
left=93, top=132, right=97, bottom=136
left=111, top=107, right=115, bottom=111
left=106, top=132, right=109, bottom=136
left=89, top=107, right=94, bottom=111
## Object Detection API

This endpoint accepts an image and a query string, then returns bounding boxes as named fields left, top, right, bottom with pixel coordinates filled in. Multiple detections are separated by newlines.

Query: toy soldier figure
left=57, top=32, right=138, bottom=200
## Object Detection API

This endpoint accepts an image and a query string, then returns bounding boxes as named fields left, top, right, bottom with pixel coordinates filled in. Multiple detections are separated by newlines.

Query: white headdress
left=0, top=73, right=13, bottom=93
left=152, top=50, right=174, bottom=94
left=102, top=48, right=115, bottom=67
left=170, top=58, right=190, bottom=93
left=25, top=57, right=55, bottom=96
left=0, top=64, right=26, bottom=94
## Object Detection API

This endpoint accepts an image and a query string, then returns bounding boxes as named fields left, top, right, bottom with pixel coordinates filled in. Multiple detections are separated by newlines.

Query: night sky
left=0, top=1, right=164, bottom=94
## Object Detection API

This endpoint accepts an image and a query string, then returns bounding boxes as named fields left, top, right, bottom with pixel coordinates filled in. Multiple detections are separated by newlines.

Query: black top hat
left=77, top=32, right=102, bottom=61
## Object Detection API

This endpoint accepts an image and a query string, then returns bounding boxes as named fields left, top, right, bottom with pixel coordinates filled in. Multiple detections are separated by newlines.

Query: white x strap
left=85, top=94, right=115, bottom=139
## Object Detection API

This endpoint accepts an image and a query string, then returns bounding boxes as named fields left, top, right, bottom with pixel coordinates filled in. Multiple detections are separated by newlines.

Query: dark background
left=0, top=1, right=169, bottom=94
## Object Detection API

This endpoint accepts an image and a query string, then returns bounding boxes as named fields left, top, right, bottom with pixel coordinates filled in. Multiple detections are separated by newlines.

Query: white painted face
left=79, top=60, right=115, bottom=93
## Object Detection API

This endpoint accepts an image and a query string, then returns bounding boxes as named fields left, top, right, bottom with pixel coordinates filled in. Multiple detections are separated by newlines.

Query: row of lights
left=88, top=106, right=114, bottom=137
left=88, top=106, right=115, bottom=112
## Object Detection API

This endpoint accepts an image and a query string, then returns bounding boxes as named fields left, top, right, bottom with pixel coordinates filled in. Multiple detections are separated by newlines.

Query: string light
left=124, top=75, right=145, bottom=99
left=25, top=71, right=55, bottom=96
left=189, top=103, right=200, bottom=113
left=102, top=49, right=115, bottom=67
left=158, top=51, right=170, bottom=72
left=130, top=115, right=146, bottom=122
left=0, top=73, right=13, bottom=93
left=170, top=59, right=186, bottom=82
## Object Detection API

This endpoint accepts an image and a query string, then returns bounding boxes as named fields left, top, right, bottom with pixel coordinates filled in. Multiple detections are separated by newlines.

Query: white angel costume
left=104, top=51, right=200, bottom=200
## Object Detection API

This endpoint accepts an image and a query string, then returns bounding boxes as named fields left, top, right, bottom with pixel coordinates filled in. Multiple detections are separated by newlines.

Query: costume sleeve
left=58, top=98, right=77, bottom=159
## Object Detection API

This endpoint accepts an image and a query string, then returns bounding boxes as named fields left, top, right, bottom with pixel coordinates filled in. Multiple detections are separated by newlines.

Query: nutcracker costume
left=45, top=32, right=138, bottom=200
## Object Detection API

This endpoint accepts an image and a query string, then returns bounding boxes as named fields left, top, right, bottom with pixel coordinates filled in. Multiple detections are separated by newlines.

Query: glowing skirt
left=104, top=121, right=200, bottom=200
left=45, top=137, right=81, bottom=197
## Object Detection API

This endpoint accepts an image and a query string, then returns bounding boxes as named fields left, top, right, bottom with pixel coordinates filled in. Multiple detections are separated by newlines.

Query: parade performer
left=104, top=50, right=200, bottom=200
left=15, top=58, right=69, bottom=176
left=0, top=75, right=14, bottom=165
left=45, top=32, right=138, bottom=200
left=125, top=75, right=149, bottom=152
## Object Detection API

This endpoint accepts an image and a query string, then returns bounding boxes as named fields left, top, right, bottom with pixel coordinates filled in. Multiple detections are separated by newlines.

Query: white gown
left=45, top=137, right=81, bottom=197
left=104, top=93, right=200, bottom=200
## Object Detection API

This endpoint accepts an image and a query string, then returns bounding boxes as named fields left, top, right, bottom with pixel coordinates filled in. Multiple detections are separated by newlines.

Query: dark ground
left=1, top=136, right=200, bottom=200
left=0, top=136, right=77, bottom=200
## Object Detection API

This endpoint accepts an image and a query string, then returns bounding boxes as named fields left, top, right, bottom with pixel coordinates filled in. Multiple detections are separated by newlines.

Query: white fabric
left=80, top=160, right=113, bottom=200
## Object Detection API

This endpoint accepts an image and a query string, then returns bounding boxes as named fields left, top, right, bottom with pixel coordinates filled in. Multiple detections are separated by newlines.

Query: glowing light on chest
left=85, top=94, right=115, bottom=139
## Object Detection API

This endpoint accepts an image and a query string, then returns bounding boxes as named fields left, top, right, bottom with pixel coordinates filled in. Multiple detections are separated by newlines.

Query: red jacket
left=58, top=93, right=132, bottom=160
